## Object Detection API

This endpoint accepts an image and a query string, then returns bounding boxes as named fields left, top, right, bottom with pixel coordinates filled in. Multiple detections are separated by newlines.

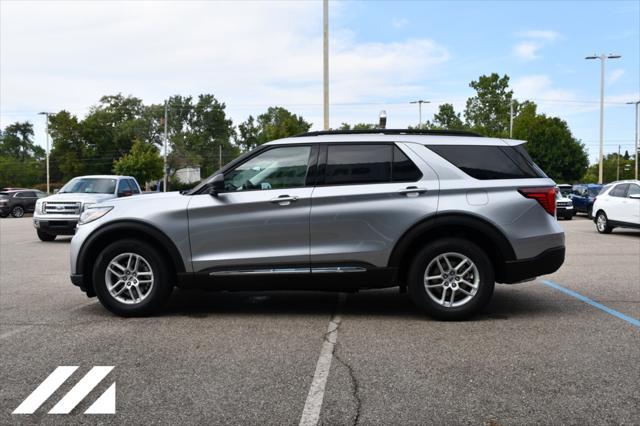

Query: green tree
left=338, top=123, right=377, bottom=130
left=427, top=104, right=466, bottom=130
left=464, top=73, right=515, bottom=137
left=236, top=107, right=311, bottom=152
left=581, top=153, right=636, bottom=183
left=0, top=122, right=44, bottom=160
left=512, top=102, right=589, bottom=182
left=48, top=111, right=88, bottom=182
left=113, top=140, right=163, bottom=186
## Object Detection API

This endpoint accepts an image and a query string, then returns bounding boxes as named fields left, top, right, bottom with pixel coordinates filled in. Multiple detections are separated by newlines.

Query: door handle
left=398, top=186, right=428, bottom=196
left=270, top=195, right=298, bottom=205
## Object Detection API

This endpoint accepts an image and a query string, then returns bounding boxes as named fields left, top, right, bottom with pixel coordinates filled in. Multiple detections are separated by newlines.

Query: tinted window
left=225, top=145, right=311, bottom=191
left=14, top=192, right=26, bottom=198
left=628, top=184, right=640, bottom=197
left=610, top=184, right=629, bottom=198
left=117, top=179, right=132, bottom=194
left=392, top=146, right=422, bottom=182
left=128, top=179, right=140, bottom=194
left=426, top=144, right=546, bottom=180
left=325, top=144, right=391, bottom=185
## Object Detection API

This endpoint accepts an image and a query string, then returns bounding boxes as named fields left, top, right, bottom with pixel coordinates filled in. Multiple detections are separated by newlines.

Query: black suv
left=0, top=190, right=47, bottom=218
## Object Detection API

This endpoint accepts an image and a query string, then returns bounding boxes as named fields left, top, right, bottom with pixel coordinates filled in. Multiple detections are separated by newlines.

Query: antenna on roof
left=378, top=110, right=387, bottom=129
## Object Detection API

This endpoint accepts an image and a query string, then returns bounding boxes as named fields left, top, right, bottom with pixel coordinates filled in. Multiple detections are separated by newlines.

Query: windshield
left=59, top=178, right=117, bottom=194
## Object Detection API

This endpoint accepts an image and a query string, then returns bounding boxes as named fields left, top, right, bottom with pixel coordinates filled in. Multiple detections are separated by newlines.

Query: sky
left=1, top=0, right=639, bottom=163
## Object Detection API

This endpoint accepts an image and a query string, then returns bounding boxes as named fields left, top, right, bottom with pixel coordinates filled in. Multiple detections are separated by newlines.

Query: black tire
left=37, top=230, right=56, bottom=241
left=595, top=211, right=613, bottom=234
left=0, top=212, right=8, bottom=218
left=565, top=214, right=573, bottom=220
left=93, top=239, right=173, bottom=317
left=408, top=238, right=495, bottom=321
left=11, top=206, right=24, bottom=218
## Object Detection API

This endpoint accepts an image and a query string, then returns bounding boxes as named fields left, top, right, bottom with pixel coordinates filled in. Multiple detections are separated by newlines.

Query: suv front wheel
left=93, top=239, right=173, bottom=316
left=408, top=238, right=494, bottom=321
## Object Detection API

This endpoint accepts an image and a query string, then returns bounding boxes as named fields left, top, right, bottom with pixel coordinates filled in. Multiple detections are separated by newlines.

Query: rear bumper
left=500, top=246, right=565, bottom=284
left=33, top=218, right=77, bottom=235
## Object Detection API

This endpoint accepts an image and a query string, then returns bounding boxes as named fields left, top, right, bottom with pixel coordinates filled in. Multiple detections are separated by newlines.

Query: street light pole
left=627, top=100, right=639, bottom=180
left=586, top=53, right=621, bottom=184
left=38, top=112, right=51, bottom=194
left=163, top=101, right=168, bottom=192
left=410, top=100, right=430, bottom=129
left=323, top=0, right=329, bottom=130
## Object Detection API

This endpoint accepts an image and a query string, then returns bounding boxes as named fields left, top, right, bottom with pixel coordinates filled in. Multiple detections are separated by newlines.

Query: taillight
left=518, top=187, right=556, bottom=216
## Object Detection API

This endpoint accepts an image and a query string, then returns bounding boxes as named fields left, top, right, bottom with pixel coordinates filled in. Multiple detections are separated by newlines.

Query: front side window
left=128, top=179, right=140, bottom=194
left=609, top=184, right=629, bottom=198
left=59, top=178, right=117, bottom=194
left=224, top=145, right=311, bottom=191
left=325, top=144, right=391, bottom=185
left=117, top=179, right=132, bottom=195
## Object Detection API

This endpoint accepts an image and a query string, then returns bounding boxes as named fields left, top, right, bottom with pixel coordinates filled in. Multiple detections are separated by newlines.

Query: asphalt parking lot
left=1, top=215, right=638, bottom=425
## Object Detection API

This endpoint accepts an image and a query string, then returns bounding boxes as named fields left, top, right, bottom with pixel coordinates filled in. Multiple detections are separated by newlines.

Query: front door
left=187, top=145, right=316, bottom=273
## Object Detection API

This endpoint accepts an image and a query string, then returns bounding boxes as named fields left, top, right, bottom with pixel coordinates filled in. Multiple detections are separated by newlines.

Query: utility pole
left=627, top=100, right=639, bottom=180
left=586, top=53, right=622, bottom=184
left=509, top=99, right=514, bottom=138
left=410, top=100, right=430, bottom=129
left=163, top=101, right=168, bottom=192
left=617, top=145, right=620, bottom=181
left=323, top=0, right=329, bottom=130
left=38, top=112, right=51, bottom=193
left=219, top=145, right=222, bottom=170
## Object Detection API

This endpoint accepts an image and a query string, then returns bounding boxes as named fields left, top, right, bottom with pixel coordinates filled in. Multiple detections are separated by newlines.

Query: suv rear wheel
left=408, top=238, right=494, bottom=320
left=93, top=239, right=173, bottom=316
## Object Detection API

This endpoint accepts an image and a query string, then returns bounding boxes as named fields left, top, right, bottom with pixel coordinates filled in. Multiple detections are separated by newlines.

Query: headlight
left=82, top=202, right=96, bottom=212
left=78, top=206, right=113, bottom=225
left=35, top=200, right=43, bottom=214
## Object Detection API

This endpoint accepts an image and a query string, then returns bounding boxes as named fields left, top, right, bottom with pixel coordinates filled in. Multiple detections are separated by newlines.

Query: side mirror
left=53, top=189, right=59, bottom=194
left=630, top=194, right=640, bottom=200
left=208, top=174, right=225, bottom=197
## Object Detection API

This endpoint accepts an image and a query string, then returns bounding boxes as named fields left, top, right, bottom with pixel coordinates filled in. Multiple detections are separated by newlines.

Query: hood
left=100, top=191, right=184, bottom=206
left=42, top=193, right=115, bottom=203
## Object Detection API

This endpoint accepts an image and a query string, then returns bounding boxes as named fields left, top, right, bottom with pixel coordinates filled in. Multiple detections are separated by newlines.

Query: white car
left=592, top=180, right=640, bottom=234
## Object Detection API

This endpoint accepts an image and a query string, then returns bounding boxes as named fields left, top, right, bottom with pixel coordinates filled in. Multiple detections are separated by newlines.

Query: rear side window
left=325, top=144, right=391, bottom=185
left=609, top=184, right=629, bottom=198
left=628, top=184, right=640, bottom=197
left=392, top=146, right=422, bottom=182
left=426, top=144, right=546, bottom=180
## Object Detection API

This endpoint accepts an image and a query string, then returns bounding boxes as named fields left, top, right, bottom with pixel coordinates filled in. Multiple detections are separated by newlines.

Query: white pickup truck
left=33, top=175, right=141, bottom=241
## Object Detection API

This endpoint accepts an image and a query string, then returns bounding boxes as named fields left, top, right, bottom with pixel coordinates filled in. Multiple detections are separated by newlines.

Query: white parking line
left=299, top=293, right=346, bottom=426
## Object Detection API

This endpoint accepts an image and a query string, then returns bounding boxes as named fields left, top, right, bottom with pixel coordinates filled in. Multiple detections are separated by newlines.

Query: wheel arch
left=388, top=213, right=516, bottom=286
left=77, top=220, right=186, bottom=296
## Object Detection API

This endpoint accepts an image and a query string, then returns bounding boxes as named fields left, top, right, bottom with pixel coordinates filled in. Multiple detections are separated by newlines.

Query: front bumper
left=501, top=246, right=565, bottom=284
left=557, top=206, right=573, bottom=217
left=33, top=218, right=78, bottom=235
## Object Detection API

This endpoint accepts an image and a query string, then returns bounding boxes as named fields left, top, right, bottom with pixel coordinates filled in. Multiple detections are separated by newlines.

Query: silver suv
left=69, top=130, right=565, bottom=319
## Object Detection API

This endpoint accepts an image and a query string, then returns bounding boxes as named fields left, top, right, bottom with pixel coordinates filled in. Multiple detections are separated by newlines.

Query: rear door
left=188, top=144, right=317, bottom=272
left=622, top=183, right=640, bottom=224
left=310, top=142, right=438, bottom=268
left=607, top=184, right=629, bottom=222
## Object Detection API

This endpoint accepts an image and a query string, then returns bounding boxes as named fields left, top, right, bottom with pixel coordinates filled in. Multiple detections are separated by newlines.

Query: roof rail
left=296, top=128, right=483, bottom=137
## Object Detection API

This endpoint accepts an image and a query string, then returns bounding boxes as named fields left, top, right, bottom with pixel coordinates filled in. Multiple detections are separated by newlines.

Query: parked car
left=0, top=189, right=47, bottom=218
left=69, top=129, right=565, bottom=319
left=556, top=184, right=572, bottom=197
left=555, top=189, right=573, bottom=220
left=570, top=184, right=602, bottom=217
left=592, top=180, right=640, bottom=233
left=33, top=175, right=141, bottom=241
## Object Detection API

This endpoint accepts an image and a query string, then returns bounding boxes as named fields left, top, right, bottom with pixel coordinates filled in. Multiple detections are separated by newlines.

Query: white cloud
left=513, top=29, right=559, bottom=61
left=513, top=41, right=542, bottom=60
left=392, top=17, right=409, bottom=29
left=517, top=30, right=559, bottom=42
left=607, top=69, right=625, bottom=85
left=0, top=1, right=450, bottom=145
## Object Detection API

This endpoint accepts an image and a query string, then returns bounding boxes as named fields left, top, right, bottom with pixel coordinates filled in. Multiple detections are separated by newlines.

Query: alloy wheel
left=105, top=252, right=154, bottom=304
left=424, top=252, right=479, bottom=308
